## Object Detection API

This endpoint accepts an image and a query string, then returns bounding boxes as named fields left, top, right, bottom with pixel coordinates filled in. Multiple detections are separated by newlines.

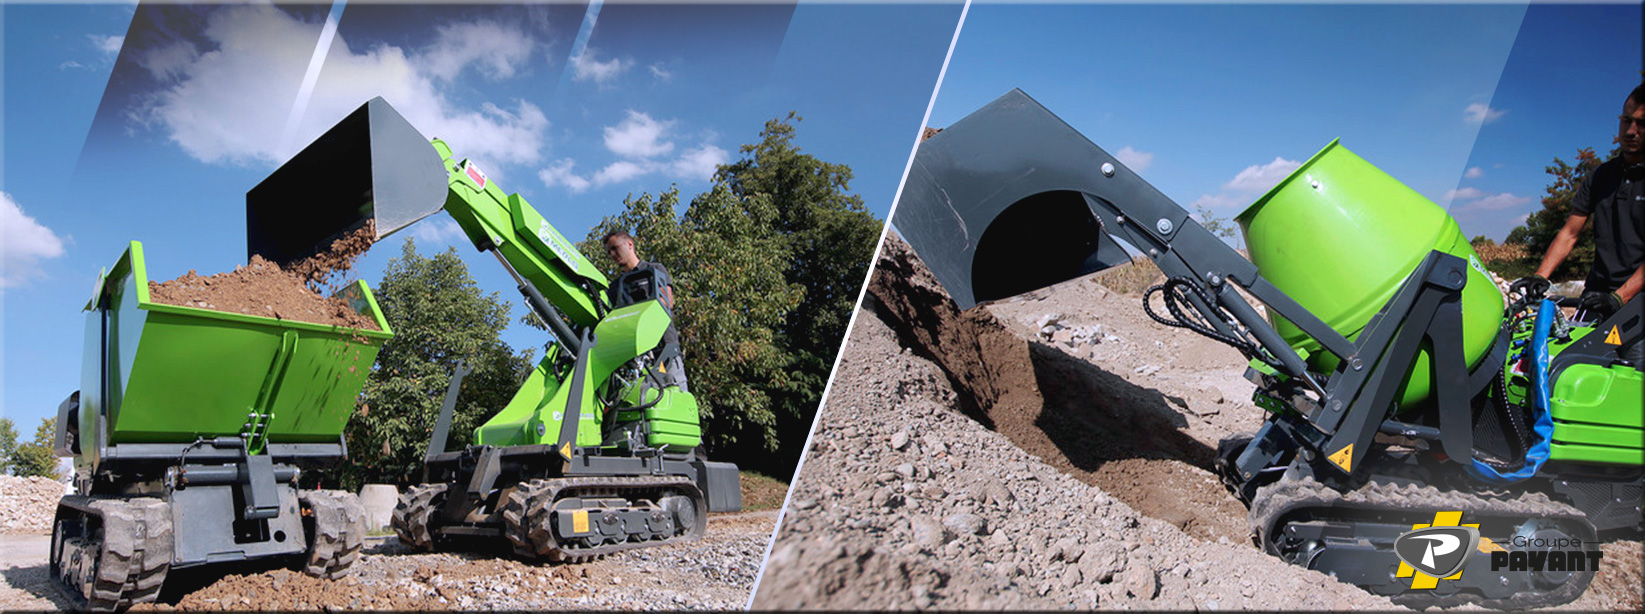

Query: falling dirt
left=284, top=222, right=378, bottom=291
left=148, top=223, right=379, bottom=330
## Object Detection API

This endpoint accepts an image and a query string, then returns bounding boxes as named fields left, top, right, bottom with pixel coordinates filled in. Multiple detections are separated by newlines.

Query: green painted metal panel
left=1550, top=422, right=1643, bottom=449
left=90, top=242, right=391, bottom=446
left=432, top=139, right=605, bottom=328
left=1551, top=363, right=1643, bottom=428
left=1236, top=141, right=1503, bottom=411
left=1549, top=442, right=1645, bottom=465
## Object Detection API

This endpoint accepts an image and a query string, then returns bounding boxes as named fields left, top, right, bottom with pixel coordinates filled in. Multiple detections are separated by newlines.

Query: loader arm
left=247, top=97, right=692, bottom=456
left=894, top=89, right=1507, bottom=482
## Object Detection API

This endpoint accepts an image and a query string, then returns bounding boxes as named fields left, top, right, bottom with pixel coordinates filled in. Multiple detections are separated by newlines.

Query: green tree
left=1194, top=206, right=1243, bottom=250
left=1502, top=147, right=1609, bottom=281
left=322, top=239, right=533, bottom=490
left=0, top=417, right=18, bottom=475
left=11, top=417, right=60, bottom=479
left=712, top=113, right=882, bottom=468
left=580, top=186, right=805, bottom=456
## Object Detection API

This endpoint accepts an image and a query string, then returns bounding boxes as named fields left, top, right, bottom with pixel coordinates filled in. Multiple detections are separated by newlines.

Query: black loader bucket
left=246, top=97, right=449, bottom=267
left=893, top=89, right=1144, bottom=309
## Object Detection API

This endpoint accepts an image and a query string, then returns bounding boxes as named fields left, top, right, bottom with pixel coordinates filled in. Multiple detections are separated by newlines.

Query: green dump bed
left=80, top=242, right=392, bottom=453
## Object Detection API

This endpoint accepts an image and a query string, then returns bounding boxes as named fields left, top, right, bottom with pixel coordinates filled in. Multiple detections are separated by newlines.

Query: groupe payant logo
left=1393, top=511, right=1603, bottom=592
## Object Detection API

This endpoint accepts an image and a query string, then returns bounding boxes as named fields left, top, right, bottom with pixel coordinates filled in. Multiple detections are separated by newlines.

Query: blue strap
left=1469, top=299, right=1555, bottom=483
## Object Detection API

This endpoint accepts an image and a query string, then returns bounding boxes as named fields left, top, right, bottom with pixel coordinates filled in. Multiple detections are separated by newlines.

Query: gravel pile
left=0, top=476, right=67, bottom=535
left=754, top=304, right=1399, bottom=609
left=139, top=510, right=775, bottom=611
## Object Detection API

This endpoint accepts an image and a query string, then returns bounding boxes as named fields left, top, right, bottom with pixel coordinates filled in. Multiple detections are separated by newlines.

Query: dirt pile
left=148, top=224, right=379, bottom=330
left=751, top=235, right=1400, bottom=610
left=868, top=234, right=1251, bottom=542
left=0, top=477, right=66, bottom=535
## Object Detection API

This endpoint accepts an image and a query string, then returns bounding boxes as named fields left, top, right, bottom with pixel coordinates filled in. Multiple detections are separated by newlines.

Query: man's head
left=1619, top=83, right=1645, bottom=163
left=603, top=230, right=641, bottom=271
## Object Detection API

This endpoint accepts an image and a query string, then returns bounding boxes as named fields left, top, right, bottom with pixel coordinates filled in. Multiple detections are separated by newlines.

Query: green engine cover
left=1549, top=362, right=1643, bottom=465
left=1502, top=320, right=1643, bottom=466
left=471, top=299, right=701, bottom=451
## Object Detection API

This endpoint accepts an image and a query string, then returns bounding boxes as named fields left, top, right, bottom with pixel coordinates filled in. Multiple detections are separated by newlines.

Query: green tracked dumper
left=51, top=242, right=392, bottom=611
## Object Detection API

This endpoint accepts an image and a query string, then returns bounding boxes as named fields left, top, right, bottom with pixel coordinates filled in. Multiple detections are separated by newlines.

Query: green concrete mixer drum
left=1236, top=140, right=1504, bottom=412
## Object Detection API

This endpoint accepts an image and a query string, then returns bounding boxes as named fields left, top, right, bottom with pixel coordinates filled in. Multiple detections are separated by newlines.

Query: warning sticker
left=1328, top=444, right=1354, bottom=473
left=1605, top=326, right=1621, bottom=345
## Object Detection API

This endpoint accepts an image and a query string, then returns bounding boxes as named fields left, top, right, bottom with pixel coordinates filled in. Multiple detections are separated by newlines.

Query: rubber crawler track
left=503, top=475, right=707, bottom=563
left=51, top=496, right=173, bottom=612
left=391, top=483, right=449, bottom=552
left=299, top=490, right=367, bottom=580
left=1250, top=474, right=1597, bottom=610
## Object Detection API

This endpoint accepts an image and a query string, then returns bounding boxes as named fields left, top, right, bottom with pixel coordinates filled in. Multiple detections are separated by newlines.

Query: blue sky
left=920, top=2, right=1642, bottom=248
left=1, top=1, right=962, bottom=429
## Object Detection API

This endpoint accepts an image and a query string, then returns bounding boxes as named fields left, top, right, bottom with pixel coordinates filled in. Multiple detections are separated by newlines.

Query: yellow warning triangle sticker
left=559, top=442, right=572, bottom=460
left=1328, top=444, right=1354, bottom=473
left=1605, top=326, right=1621, bottom=345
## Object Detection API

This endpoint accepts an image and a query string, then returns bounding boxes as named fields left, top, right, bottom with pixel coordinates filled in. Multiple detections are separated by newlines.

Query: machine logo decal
left=1395, top=512, right=1479, bottom=589
left=1327, top=443, right=1353, bottom=472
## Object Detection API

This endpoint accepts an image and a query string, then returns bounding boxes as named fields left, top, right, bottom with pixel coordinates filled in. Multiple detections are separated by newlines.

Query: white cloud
left=417, top=20, right=534, bottom=82
left=649, top=63, right=672, bottom=81
left=669, top=144, right=729, bottom=180
left=1, top=192, right=67, bottom=288
left=128, top=5, right=550, bottom=168
left=538, top=158, right=591, bottom=193
left=409, top=218, right=467, bottom=246
left=593, top=160, right=650, bottom=186
left=59, top=61, right=87, bottom=71
left=1114, top=146, right=1153, bottom=173
left=1224, top=157, right=1302, bottom=193
left=90, top=34, right=124, bottom=56
left=604, top=111, right=674, bottom=158
left=570, top=48, right=632, bottom=85
left=1463, top=192, right=1532, bottom=211
left=1464, top=102, right=1506, bottom=125
left=1444, top=187, right=1486, bottom=201
left=135, top=40, right=200, bottom=83
left=539, top=112, right=725, bottom=192
left=1464, top=166, right=1485, bottom=179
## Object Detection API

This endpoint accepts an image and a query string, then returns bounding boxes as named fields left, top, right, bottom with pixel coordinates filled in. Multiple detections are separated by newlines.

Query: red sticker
left=464, top=162, right=488, bottom=189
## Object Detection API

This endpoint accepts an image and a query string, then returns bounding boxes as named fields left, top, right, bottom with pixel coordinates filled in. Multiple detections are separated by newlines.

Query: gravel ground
left=751, top=235, right=1641, bottom=611
left=1, top=510, right=774, bottom=611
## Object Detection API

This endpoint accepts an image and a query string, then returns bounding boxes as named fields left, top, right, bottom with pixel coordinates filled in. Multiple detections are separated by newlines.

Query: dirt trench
left=866, top=235, right=1249, bottom=543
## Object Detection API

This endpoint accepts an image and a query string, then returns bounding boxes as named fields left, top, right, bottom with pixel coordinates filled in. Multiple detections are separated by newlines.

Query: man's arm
left=660, top=284, right=675, bottom=310
left=1617, top=264, right=1644, bottom=304
left=1535, top=213, right=1590, bottom=278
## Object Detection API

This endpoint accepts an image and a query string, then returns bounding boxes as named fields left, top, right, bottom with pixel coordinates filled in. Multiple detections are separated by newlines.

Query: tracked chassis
left=51, top=488, right=364, bottom=611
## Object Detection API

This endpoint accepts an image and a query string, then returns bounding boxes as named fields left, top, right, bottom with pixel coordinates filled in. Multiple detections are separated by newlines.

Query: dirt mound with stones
left=755, top=234, right=1641, bottom=611
left=867, top=234, right=1251, bottom=543
left=751, top=234, right=1400, bottom=610
left=148, top=224, right=379, bottom=330
left=0, top=477, right=66, bottom=535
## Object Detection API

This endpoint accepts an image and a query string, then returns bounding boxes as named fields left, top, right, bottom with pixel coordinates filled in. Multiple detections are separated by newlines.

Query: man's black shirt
left=1572, top=157, right=1645, bottom=294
